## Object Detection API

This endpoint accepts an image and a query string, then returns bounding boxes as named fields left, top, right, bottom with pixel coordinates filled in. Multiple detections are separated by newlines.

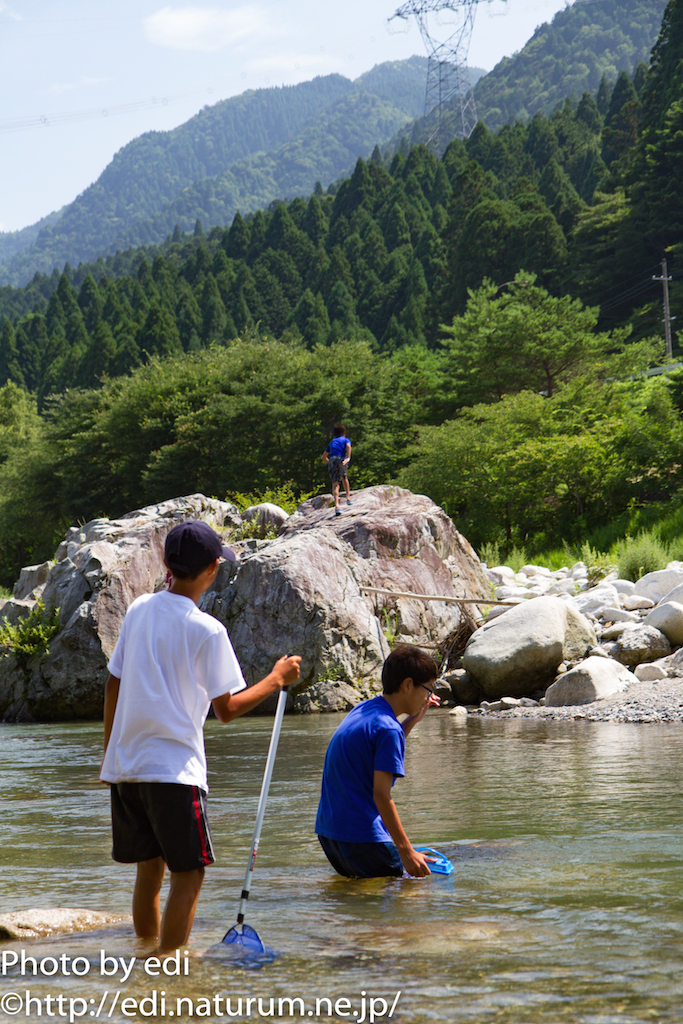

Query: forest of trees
left=1, top=0, right=683, bottom=589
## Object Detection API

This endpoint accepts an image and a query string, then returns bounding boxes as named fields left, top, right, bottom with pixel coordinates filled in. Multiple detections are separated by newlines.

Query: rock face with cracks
left=0, top=486, right=490, bottom=721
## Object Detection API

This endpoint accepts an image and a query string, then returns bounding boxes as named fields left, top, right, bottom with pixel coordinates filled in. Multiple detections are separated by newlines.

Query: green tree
left=440, top=272, right=639, bottom=406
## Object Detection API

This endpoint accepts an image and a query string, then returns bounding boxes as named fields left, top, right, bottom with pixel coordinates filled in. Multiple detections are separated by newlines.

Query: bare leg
left=158, top=867, right=205, bottom=953
left=133, top=857, right=166, bottom=939
left=332, top=480, right=340, bottom=510
left=342, top=476, right=351, bottom=502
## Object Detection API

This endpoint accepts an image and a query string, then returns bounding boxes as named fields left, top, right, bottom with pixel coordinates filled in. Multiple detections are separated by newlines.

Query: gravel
left=468, top=677, right=683, bottom=724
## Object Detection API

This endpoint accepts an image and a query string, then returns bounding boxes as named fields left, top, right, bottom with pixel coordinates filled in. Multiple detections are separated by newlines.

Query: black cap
left=164, top=521, right=236, bottom=576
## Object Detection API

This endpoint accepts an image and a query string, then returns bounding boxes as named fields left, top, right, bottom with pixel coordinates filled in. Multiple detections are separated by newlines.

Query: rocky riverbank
left=465, top=677, right=683, bottom=723
left=440, top=558, right=683, bottom=724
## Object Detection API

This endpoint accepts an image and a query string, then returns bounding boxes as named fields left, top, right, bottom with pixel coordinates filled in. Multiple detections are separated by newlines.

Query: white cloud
left=48, top=77, right=109, bottom=96
left=144, top=5, right=265, bottom=52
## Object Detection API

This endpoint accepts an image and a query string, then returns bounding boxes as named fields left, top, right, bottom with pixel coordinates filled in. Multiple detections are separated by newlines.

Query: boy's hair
left=333, top=424, right=346, bottom=437
left=381, top=644, right=438, bottom=693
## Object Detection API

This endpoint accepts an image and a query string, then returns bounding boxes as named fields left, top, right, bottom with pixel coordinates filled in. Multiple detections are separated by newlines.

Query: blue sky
left=0, top=0, right=570, bottom=233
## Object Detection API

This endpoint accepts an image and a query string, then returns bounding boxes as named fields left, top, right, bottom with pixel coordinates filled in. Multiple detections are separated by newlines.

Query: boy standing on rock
left=322, top=424, right=352, bottom=516
left=100, top=520, right=300, bottom=953
left=315, top=644, right=440, bottom=878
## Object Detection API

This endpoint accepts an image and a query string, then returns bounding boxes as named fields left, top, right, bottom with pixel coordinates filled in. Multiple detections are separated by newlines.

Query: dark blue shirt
left=325, top=436, right=351, bottom=459
left=315, top=696, right=405, bottom=843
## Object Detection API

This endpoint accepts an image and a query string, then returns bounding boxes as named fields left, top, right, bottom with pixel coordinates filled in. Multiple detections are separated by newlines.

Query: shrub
left=0, top=599, right=60, bottom=667
left=613, top=531, right=671, bottom=582
left=226, top=482, right=316, bottom=516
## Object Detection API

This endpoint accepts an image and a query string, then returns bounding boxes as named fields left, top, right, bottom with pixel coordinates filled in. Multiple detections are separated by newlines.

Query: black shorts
left=111, top=782, right=215, bottom=873
left=318, top=835, right=404, bottom=878
left=328, top=455, right=347, bottom=483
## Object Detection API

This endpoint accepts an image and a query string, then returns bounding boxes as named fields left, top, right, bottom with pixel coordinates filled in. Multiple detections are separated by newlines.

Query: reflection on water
left=1, top=714, right=683, bottom=1021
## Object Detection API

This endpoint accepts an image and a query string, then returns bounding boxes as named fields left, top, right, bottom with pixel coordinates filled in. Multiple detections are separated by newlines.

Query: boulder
left=545, top=657, right=637, bottom=706
left=241, top=502, right=289, bottom=538
left=612, top=625, right=671, bottom=668
left=574, top=585, right=621, bottom=616
left=0, top=487, right=490, bottom=721
left=0, top=495, right=241, bottom=722
left=657, top=582, right=683, bottom=607
left=632, top=569, right=683, bottom=604
left=204, top=486, right=490, bottom=706
left=443, top=668, right=482, bottom=705
left=643, top=601, right=683, bottom=646
left=462, top=597, right=596, bottom=699
left=293, top=679, right=365, bottom=713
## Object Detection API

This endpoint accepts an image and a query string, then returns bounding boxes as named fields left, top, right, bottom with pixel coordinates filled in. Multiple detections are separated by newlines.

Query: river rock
left=597, top=607, right=638, bottom=623
left=444, top=668, right=482, bottom=704
left=612, top=625, right=671, bottom=668
left=642, top=601, right=683, bottom=646
left=462, top=597, right=596, bottom=699
left=0, top=908, right=125, bottom=940
left=622, top=595, right=655, bottom=611
left=632, top=569, right=683, bottom=604
left=545, top=656, right=637, bottom=706
left=449, top=705, right=468, bottom=717
left=634, top=662, right=668, bottom=682
left=574, top=585, right=621, bottom=616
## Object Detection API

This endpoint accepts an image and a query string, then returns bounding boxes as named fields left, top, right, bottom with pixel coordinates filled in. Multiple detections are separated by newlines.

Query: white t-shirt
left=100, top=591, right=246, bottom=790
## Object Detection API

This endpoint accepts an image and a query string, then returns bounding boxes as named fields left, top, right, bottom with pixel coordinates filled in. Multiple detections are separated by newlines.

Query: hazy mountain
left=0, top=59, right=428, bottom=287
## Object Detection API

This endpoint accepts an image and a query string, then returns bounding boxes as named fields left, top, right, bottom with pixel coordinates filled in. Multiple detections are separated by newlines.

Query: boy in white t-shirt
left=100, top=520, right=300, bottom=954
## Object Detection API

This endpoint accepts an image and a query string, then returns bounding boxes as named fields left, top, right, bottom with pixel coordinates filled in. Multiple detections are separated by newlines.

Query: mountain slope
left=0, top=59, right=427, bottom=287
left=475, top=0, right=666, bottom=131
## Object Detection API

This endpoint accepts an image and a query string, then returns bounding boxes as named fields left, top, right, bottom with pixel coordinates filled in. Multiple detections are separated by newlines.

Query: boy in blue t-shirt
left=322, top=423, right=352, bottom=516
left=315, top=644, right=440, bottom=878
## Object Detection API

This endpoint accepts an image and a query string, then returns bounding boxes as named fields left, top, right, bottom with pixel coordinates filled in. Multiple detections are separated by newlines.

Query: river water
left=1, top=712, right=683, bottom=1023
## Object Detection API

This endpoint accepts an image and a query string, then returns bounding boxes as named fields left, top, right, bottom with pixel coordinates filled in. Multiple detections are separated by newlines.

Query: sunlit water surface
left=1, top=713, right=683, bottom=1022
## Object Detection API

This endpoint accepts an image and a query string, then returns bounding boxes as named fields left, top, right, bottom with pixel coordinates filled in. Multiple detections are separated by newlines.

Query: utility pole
left=653, top=258, right=674, bottom=359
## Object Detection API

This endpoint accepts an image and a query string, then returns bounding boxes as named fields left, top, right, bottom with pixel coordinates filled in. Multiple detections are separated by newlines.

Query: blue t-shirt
left=326, top=436, right=351, bottom=459
left=315, top=696, right=405, bottom=843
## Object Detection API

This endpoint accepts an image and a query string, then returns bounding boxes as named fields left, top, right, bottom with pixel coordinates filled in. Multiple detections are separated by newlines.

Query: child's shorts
left=318, top=835, right=403, bottom=878
left=111, top=782, right=215, bottom=872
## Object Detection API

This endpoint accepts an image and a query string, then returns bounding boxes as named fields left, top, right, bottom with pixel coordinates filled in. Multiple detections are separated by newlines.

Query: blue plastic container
left=414, top=846, right=454, bottom=875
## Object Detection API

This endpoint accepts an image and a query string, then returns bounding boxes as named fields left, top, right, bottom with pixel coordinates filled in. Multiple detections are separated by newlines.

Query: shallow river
left=1, top=712, right=683, bottom=1023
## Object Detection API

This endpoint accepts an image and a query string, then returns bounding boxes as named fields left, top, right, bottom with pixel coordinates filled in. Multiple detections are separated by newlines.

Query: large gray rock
left=545, top=657, right=637, bottom=706
left=463, top=597, right=596, bottom=699
left=632, top=569, right=683, bottom=604
left=0, top=487, right=489, bottom=721
left=204, top=486, right=490, bottom=707
left=0, top=495, right=241, bottom=721
left=643, top=601, right=683, bottom=646
left=612, top=625, right=671, bottom=668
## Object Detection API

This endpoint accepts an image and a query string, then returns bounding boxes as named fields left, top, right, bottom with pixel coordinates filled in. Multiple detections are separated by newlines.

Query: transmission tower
left=390, top=1, right=493, bottom=149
